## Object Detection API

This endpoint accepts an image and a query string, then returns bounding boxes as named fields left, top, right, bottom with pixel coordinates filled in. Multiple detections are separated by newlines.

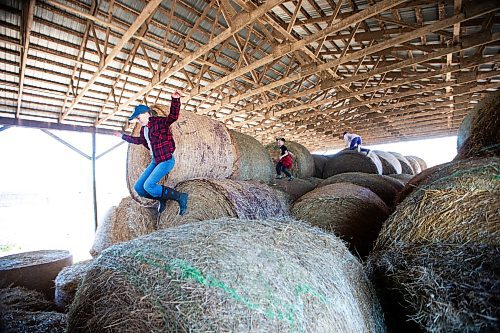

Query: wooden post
left=91, top=129, right=98, bottom=231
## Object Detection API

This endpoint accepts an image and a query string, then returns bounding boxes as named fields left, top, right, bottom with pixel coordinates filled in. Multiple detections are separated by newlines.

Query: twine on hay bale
left=388, top=152, right=414, bottom=174
left=55, top=260, right=93, bottom=311
left=456, top=90, right=500, bottom=159
left=375, top=156, right=500, bottom=249
left=272, top=177, right=316, bottom=202
left=90, top=197, right=156, bottom=257
left=68, top=218, right=386, bottom=333
left=319, top=172, right=400, bottom=208
left=228, top=130, right=274, bottom=182
left=292, top=183, right=390, bottom=258
left=367, top=242, right=500, bottom=333
left=404, top=156, right=422, bottom=174
left=406, top=155, right=427, bottom=171
left=127, top=105, right=235, bottom=206
left=159, top=179, right=290, bottom=228
left=266, top=141, right=315, bottom=178
left=323, top=150, right=383, bottom=179
left=372, top=151, right=402, bottom=175
left=311, top=154, right=328, bottom=178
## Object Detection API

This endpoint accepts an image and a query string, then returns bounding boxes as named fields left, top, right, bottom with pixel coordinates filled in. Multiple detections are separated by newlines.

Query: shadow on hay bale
left=367, top=242, right=500, bottom=333
left=228, top=130, right=274, bottom=182
left=318, top=172, right=400, bottom=208
left=90, top=197, right=156, bottom=257
left=292, top=183, right=390, bottom=258
left=159, top=179, right=290, bottom=228
left=271, top=177, right=316, bottom=202
left=127, top=105, right=235, bottom=206
left=388, top=152, right=414, bottom=175
left=404, top=156, right=421, bottom=175
left=456, top=90, right=500, bottom=159
left=372, top=151, right=402, bottom=175
left=266, top=141, right=315, bottom=178
left=55, top=260, right=93, bottom=311
left=68, top=218, right=386, bottom=333
left=311, top=154, right=328, bottom=178
left=323, top=150, right=383, bottom=179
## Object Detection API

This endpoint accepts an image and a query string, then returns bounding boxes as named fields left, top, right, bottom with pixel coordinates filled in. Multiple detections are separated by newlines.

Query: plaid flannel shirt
left=122, top=98, right=180, bottom=163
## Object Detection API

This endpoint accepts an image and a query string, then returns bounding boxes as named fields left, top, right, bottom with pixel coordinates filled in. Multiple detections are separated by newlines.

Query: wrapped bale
left=456, top=90, right=500, bottom=159
left=367, top=242, right=499, bottom=333
left=127, top=105, right=235, bottom=206
left=228, top=130, right=273, bottom=182
left=319, top=172, right=400, bottom=208
left=266, top=141, right=315, bottom=178
left=311, top=154, right=328, bottom=178
left=159, top=179, right=290, bottom=228
left=292, top=183, right=390, bottom=258
left=1, top=310, right=67, bottom=333
left=54, top=260, right=93, bottom=311
left=272, top=177, right=316, bottom=202
left=404, top=156, right=421, bottom=174
left=372, top=151, right=402, bottom=175
left=68, top=218, right=386, bottom=333
left=388, top=152, right=414, bottom=175
left=406, top=155, right=427, bottom=171
left=323, top=150, right=383, bottom=179
left=90, top=197, right=156, bottom=257
left=0, top=287, right=55, bottom=312
left=0, top=250, right=72, bottom=300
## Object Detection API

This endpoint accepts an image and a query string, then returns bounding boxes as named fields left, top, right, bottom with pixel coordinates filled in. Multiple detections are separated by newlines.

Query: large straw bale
left=54, top=260, right=93, bottom=311
left=266, top=141, right=315, bottom=178
left=319, top=172, right=400, bottom=208
left=372, top=151, right=402, bottom=174
left=127, top=105, right=235, bottom=206
left=367, top=242, right=499, bottom=333
left=311, top=154, right=328, bottom=178
left=159, top=179, right=290, bottom=228
left=387, top=173, right=413, bottom=184
left=323, top=150, right=383, bottom=179
left=292, top=183, right=390, bottom=258
left=272, top=177, right=316, bottom=202
left=304, top=176, right=323, bottom=187
left=68, top=218, right=386, bottom=333
left=0, top=287, right=55, bottom=312
left=456, top=90, right=500, bottom=159
left=90, top=197, right=156, bottom=257
left=1, top=310, right=67, bottom=333
left=376, top=157, right=500, bottom=248
left=228, top=130, right=273, bottom=182
left=404, top=156, right=422, bottom=174
left=388, top=152, right=414, bottom=174
left=406, top=155, right=427, bottom=171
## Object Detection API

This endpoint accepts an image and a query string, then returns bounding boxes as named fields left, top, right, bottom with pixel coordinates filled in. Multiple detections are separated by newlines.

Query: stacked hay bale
left=54, top=260, right=93, bottom=311
left=311, top=154, right=328, bottom=178
left=272, top=177, right=317, bottom=202
left=405, top=155, right=427, bottom=171
left=266, top=141, right=315, bottom=178
left=456, top=90, right=500, bottom=159
left=68, top=218, right=386, bottom=332
left=323, top=150, right=383, bottom=178
left=387, top=173, right=413, bottom=184
left=404, top=156, right=421, bottom=174
left=367, top=156, right=500, bottom=332
left=159, top=179, right=290, bottom=228
left=388, top=152, right=414, bottom=174
left=292, top=183, right=390, bottom=258
left=372, top=151, right=402, bottom=175
left=90, top=197, right=156, bottom=257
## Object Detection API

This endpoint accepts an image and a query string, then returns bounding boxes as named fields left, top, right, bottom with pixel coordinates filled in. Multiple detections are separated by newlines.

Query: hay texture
left=404, top=156, right=422, bottom=174
left=0, top=287, right=55, bottom=312
left=304, top=176, right=323, bottom=187
left=367, top=242, right=499, bottom=333
left=319, top=172, right=400, bottom=208
left=1, top=310, right=67, bottom=333
left=406, top=155, right=427, bottom=171
left=456, top=90, right=500, bottom=159
left=376, top=156, right=500, bottom=248
left=292, top=183, right=390, bottom=258
left=127, top=105, right=235, bottom=206
left=272, top=177, right=317, bottom=202
left=388, top=152, right=414, bottom=174
left=68, top=218, right=386, bottom=333
left=311, top=154, right=328, bottom=178
left=90, top=197, right=156, bottom=257
left=372, top=151, right=402, bottom=174
left=267, top=141, right=315, bottom=178
left=54, top=260, right=92, bottom=311
left=159, top=179, right=290, bottom=228
left=387, top=173, right=413, bottom=184
left=228, top=130, right=274, bottom=182
left=323, top=150, right=383, bottom=179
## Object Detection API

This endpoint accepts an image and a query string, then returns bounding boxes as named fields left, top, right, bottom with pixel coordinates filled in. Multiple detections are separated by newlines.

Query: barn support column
left=91, top=129, right=98, bottom=231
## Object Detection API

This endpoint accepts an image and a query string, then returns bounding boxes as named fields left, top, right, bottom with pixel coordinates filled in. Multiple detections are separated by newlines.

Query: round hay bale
left=406, top=155, right=427, bottom=171
left=1, top=310, right=67, bottom=333
left=319, top=172, right=400, bottom=208
left=0, top=250, right=73, bottom=300
left=456, top=109, right=474, bottom=151
left=387, top=173, right=413, bottom=184
left=404, top=156, right=421, bottom=174
left=159, top=179, right=290, bottom=228
left=228, top=130, right=274, bottom=182
left=90, top=197, right=156, bottom=257
left=266, top=141, right=315, bottom=178
left=0, top=287, right=55, bottom=312
left=375, top=157, right=500, bottom=248
left=379, top=175, right=405, bottom=192
left=388, top=152, right=414, bottom=174
left=456, top=90, right=500, bottom=159
left=127, top=105, right=235, bottom=206
left=272, top=177, right=316, bottom=202
left=292, top=183, right=390, bottom=258
left=311, top=154, right=328, bottom=178
left=68, top=218, right=386, bottom=332
left=323, top=150, right=383, bottom=179
left=367, top=242, right=499, bottom=332
left=372, top=151, right=402, bottom=174
left=54, top=260, right=93, bottom=311
left=304, top=176, right=323, bottom=187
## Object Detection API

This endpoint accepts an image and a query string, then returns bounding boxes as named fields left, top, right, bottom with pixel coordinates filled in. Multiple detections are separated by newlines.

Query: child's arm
left=159, top=91, right=181, bottom=126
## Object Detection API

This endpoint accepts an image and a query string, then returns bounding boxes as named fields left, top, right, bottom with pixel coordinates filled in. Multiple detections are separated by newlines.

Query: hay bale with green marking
left=67, top=218, right=386, bottom=333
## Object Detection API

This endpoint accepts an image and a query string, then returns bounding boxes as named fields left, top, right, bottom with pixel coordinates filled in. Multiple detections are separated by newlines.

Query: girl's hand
left=172, top=91, right=181, bottom=99
left=114, top=132, right=123, bottom=138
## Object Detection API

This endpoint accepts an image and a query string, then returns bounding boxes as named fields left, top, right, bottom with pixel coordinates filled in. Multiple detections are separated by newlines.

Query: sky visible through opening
left=0, top=127, right=458, bottom=261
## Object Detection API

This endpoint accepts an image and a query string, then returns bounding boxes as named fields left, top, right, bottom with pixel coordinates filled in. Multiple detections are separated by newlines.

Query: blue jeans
left=349, top=137, right=369, bottom=153
left=276, top=162, right=292, bottom=177
left=134, top=155, right=175, bottom=198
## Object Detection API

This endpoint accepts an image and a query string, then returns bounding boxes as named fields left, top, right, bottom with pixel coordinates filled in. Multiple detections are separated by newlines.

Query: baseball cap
left=128, top=104, right=150, bottom=120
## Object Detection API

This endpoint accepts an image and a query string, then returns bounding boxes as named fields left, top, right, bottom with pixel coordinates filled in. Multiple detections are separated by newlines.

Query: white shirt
left=344, top=133, right=360, bottom=147
left=143, top=126, right=153, bottom=156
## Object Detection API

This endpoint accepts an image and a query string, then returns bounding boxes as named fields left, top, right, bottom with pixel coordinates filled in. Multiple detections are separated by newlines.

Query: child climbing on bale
left=117, top=91, right=188, bottom=215
left=343, top=129, right=371, bottom=156
left=275, top=137, right=294, bottom=181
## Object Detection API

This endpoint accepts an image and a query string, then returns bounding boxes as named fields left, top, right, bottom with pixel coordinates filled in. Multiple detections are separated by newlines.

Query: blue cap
left=128, top=104, right=150, bottom=120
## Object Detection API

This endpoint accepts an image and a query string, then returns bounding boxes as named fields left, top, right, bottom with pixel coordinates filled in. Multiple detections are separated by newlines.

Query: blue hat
left=128, top=104, right=150, bottom=120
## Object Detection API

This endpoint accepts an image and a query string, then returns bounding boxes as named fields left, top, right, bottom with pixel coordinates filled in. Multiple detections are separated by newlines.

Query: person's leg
left=276, top=162, right=283, bottom=178
left=134, top=160, right=157, bottom=198
left=349, top=138, right=359, bottom=150
left=143, top=156, right=175, bottom=197
left=282, top=166, right=292, bottom=178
